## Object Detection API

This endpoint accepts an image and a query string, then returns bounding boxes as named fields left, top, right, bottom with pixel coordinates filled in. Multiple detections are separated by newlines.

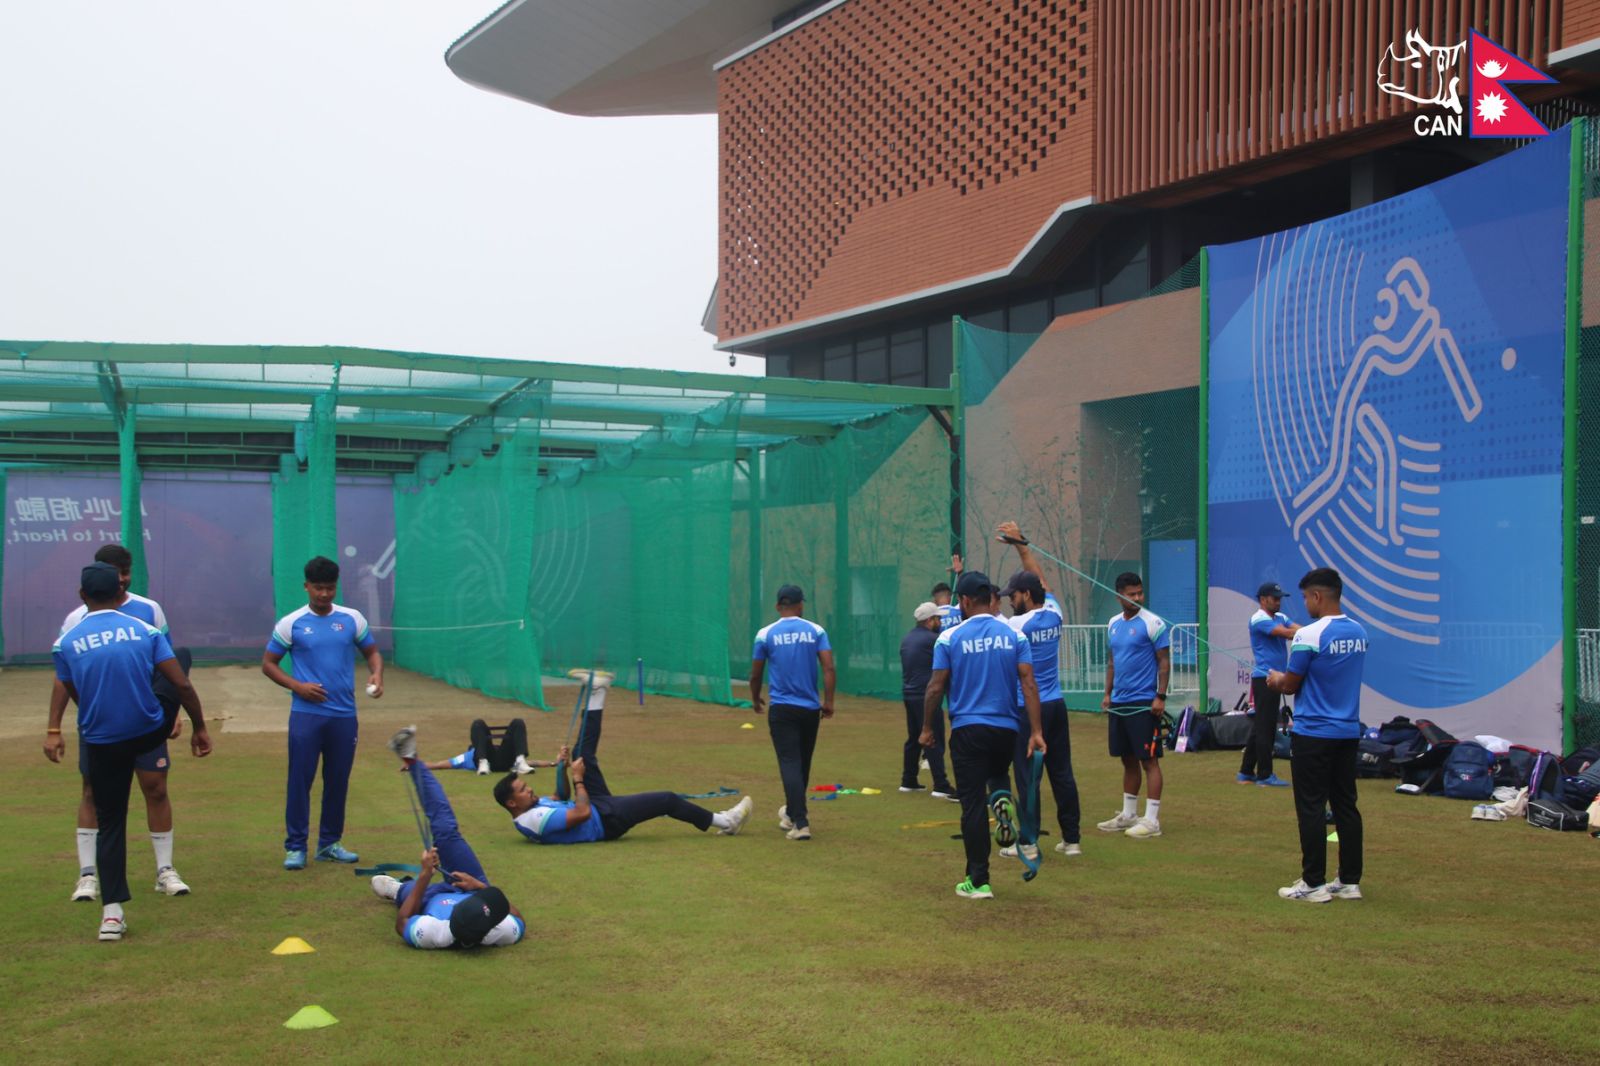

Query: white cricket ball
left=366, top=683, right=380, bottom=697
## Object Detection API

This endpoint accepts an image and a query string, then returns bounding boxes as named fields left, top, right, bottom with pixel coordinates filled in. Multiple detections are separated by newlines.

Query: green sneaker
left=955, top=878, right=994, bottom=900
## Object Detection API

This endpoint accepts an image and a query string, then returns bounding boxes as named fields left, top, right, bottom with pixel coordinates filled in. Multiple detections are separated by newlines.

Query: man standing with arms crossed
left=62, top=543, right=194, bottom=901
left=1097, top=572, right=1170, bottom=839
left=45, top=562, right=212, bottom=941
left=922, top=571, right=1045, bottom=900
left=1266, top=568, right=1367, bottom=903
left=750, top=584, right=835, bottom=840
left=1240, top=582, right=1298, bottom=787
left=263, top=555, right=383, bottom=870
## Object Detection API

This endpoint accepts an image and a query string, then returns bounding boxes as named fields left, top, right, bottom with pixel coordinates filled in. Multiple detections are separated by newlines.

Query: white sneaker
left=1097, top=812, right=1138, bottom=832
left=1277, top=878, right=1332, bottom=902
left=1327, top=879, right=1363, bottom=900
left=718, top=796, right=753, bottom=835
left=785, top=825, right=812, bottom=840
left=387, top=726, right=418, bottom=760
left=476, top=758, right=490, bottom=776
left=1055, top=842, right=1082, bottom=856
left=71, top=874, right=99, bottom=902
left=1125, top=818, right=1162, bottom=839
left=999, top=843, right=1040, bottom=860
left=512, top=755, right=534, bottom=775
left=371, top=874, right=403, bottom=900
left=931, top=788, right=960, bottom=802
left=778, top=805, right=794, bottom=832
left=98, top=914, right=126, bottom=941
left=154, top=867, right=190, bottom=896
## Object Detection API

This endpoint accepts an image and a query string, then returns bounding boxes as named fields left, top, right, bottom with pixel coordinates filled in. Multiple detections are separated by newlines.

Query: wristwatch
left=1154, top=692, right=1167, bottom=700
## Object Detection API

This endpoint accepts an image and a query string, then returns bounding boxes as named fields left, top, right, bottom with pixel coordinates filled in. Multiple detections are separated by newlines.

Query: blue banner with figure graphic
left=1206, top=128, right=1569, bottom=748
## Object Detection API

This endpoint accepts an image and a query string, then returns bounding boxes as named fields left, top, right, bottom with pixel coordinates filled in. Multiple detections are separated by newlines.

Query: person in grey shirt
left=899, top=602, right=956, bottom=799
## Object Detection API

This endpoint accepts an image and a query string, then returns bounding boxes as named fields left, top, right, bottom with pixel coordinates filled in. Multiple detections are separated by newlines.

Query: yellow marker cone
left=283, top=1005, right=338, bottom=1030
left=859, top=787, right=882, bottom=795
left=740, top=722, right=755, bottom=730
left=1327, top=831, right=1339, bottom=843
left=271, top=936, right=315, bottom=956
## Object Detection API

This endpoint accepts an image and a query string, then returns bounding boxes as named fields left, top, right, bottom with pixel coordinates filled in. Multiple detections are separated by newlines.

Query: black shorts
left=80, top=737, right=169, bottom=775
left=1107, top=704, right=1163, bottom=760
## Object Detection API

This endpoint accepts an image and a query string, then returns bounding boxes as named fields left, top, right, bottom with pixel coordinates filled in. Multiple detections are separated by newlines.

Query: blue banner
left=1206, top=129, right=1570, bottom=747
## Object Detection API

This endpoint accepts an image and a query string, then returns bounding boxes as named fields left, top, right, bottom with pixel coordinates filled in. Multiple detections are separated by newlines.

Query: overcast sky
left=0, top=2, right=755, bottom=375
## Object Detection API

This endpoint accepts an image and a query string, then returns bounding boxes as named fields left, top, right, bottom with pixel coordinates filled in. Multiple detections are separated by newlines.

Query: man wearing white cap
left=899, top=602, right=957, bottom=799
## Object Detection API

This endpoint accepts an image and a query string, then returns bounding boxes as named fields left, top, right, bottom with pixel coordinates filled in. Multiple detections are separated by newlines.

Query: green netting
left=1575, top=117, right=1600, bottom=750
left=393, top=423, right=544, bottom=706
left=271, top=390, right=338, bottom=620
left=118, top=405, right=148, bottom=595
left=731, top=408, right=950, bottom=698
left=958, top=268, right=1203, bottom=710
left=0, top=466, right=6, bottom=659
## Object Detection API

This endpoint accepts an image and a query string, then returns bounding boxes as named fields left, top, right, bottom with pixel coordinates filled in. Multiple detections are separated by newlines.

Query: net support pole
left=748, top=449, right=763, bottom=657
left=1197, top=250, right=1211, bottom=717
left=0, top=467, right=7, bottom=659
left=950, top=315, right=965, bottom=561
left=308, top=370, right=340, bottom=563
left=833, top=452, right=852, bottom=677
left=118, top=401, right=148, bottom=596
left=1563, top=119, right=1584, bottom=754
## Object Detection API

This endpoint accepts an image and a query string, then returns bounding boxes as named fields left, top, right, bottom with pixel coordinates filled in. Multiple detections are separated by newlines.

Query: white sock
left=711, top=812, right=733, bottom=831
left=1145, top=799, right=1161, bottom=824
left=103, top=902, right=124, bottom=920
left=151, top=831, right=174, bottom=872
left=1121, top=793, right=1138, bottom=819
left=77, top=828, right=98, bottom=875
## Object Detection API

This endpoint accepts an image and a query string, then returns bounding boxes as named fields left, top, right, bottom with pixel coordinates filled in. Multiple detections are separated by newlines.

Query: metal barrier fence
left=1060, top=623, right=1200, bottom=700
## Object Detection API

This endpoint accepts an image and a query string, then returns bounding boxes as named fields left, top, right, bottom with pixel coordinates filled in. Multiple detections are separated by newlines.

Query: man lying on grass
left=494, top=756, right=752, bottom=844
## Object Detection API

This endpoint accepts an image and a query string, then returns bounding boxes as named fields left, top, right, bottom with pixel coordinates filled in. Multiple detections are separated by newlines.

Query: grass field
left=2, top=663, right=1597, bottom=1064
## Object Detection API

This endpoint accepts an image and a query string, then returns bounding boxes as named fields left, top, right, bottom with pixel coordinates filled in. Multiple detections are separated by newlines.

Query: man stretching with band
left=495, top=756, right=752, bottom=845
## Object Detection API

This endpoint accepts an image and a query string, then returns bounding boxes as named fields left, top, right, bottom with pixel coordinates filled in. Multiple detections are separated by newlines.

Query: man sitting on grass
left=495, top=756, right=752, bottom=844
left=371, top=727, right=525, bottom=949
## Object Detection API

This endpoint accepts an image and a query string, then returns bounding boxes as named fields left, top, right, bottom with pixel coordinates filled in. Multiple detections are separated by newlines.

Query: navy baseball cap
left=1000, top=570, right=1045, bottom=599
left=954, top=571, right=997, bottom=599
left=1256, top=582, right=1290, bottom=598
left=776, top=584, right=804, bottom=605
left=448, top=885, right=511, bottom=948
left=80, top=562, right=121, bottom=600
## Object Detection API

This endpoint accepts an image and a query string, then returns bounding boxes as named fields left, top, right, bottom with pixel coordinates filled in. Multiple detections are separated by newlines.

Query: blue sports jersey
left=401, top=883, right=525, bottom=948
left=936, top=604, right=962, bottom=630
left=933, top=614, right=1032, bottom=731
left=1286, top=615, right=1368, bottom=739
left=752, top=616, right=831, bottom=710
left=1107, top=608, right=1170, bottom=704
left=53, top=610, right=176, bottom=743
left=447, top=748, right=476, bottom=770
left=62, top=592, right=168, bottom=638
left=1249, top=609, right=1294, bottom=678
left=1006, top=592, right=1063, bottom=703
left=266, top=604, right=376, bottom=718
left=513, top=798, right=605, bottom=844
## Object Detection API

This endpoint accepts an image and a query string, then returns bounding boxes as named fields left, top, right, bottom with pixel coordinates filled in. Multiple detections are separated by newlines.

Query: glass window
left=855, top=335, right=888, bottom=383
left=766, top=353, right=791, bottom=377
left=790, top=344, right=822, bottom=380
left=890, top=328, right=925, bottom=384
left=968, top=308, right=1005, bottom=333
left=823, top=341, right=853, bottom=381
left=927, top=320, right=953, bottom=386
left=1009, top=296, right=1050, bottom=335
left=1100, top=227, right=1151, bottom=305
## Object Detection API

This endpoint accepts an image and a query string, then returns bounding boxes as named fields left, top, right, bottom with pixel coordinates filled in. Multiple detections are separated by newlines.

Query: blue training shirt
left=933, top=613, right=1032, bottom=731
left=53, top=610, right=176, bottom=743
left=752, top=616, right=831, bottom=710
left=62, top=592, right=168, bottom=637
left=400, top=883, right=525, bottom=949
left=1249, top=609, right=1294, bottom=678
left=936, top=604, right=963, bottom=631
left=1285, top=614, right=1368, bottom=739
left=1107, top=608, right=1170, bottom=704
left=266, top=604, right=376, bottom=718
left=512, top=799, right=605, bottom=844
left=447, top=748, right=476, bottom=770
left=1006, top=592, right=1063, bottom=704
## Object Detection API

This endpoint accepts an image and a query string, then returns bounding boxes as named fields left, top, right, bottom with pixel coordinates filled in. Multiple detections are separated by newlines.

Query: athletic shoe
left=1277, top=878, right=1332, bottom=903
left=998, top=843, right=1040, bottom=861
left=898, top=784, right=926, bottom=793
left=785, top=825, right=812, bottom=841
left=1327, top=879, right=1363, bottom=900
left=512, top=755, right=534, bottom=775
left=718, top=796, right=753, bottom=836
left=991, top=794, right=1018, bottom=847
left=1235, top=772, right=1256, bottom=783
left=1256, top=774, right=1290, bottom=788
left=1055, top=842, right=1082, bottom=856
left=387, top=726, right=417, bottom=760
left=919, top=757, right=930, bottom=771
left=154, top=867, right=190, bottom=896
left=955, top=878, right=993, bottom=900
left=98, top=914, right=126, bottom=941
left=1124, top=818, right=1162, bottom=839
left=71, top=874, right=99, bottom=902
left=931, top=787, right=960, bottom=802
left=476, top=758, right=490, bottom=776
left=1096, top=812, right=1138, bottom=832
left=315, top=842, right=359, bottom=864
left=371, top=874, right=403, bottom=900
left=778, top=805, right=794, bottom=832
left=283, top=849, right=307, bottom=871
